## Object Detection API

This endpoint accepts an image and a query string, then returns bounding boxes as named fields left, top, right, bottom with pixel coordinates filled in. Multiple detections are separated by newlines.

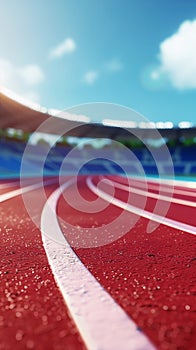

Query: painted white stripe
left=111, top=177, right=196, bottom=198
left=0, top=179, right=39, bottom=190
left=0, top=179, right=57, bottom=203
left=41, top=180, right=156, bottom=350
left=110, top=179, right=196, bottom=208
left=134, top=182, right=196, bottom=198
left=126, top=175, right=196, bottom=189
left=87, top=177, right=196, bottom=236
left=0, top=180, right=21, bottom=189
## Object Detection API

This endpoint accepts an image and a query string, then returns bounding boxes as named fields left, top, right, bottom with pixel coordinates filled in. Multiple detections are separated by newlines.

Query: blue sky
left=1, top=0, right=196, bottom=125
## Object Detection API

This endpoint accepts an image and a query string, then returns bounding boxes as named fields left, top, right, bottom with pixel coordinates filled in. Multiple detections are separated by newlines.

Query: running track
left=0, top=175, right=195, bottom=350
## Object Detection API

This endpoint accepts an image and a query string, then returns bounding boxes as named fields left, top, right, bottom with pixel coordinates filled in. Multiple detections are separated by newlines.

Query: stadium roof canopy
left=0, top=92, right=82, bottom=135
left=0, top=92, right=195, bottom=140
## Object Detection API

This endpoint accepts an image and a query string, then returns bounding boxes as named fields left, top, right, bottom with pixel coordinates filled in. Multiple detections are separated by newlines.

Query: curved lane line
left=0, top=178, right=57, bottom=203
left=110, top=177, right=196, bottom=197
left=87, top=177, right=196, bottom=236
left=0, top=179, right=43, bottom=190
left=134, top=183, right=196, bottom=198
left=109, top=179, right=196, bottom=208
left=126, top=176, right=196, bottom=189
left=0, top=181, right=21, bottom=190
left=41, top=179, right=156, bottom=350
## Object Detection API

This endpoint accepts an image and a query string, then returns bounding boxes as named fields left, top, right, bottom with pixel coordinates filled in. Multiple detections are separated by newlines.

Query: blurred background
left=0, top=0, right=196, bottom=179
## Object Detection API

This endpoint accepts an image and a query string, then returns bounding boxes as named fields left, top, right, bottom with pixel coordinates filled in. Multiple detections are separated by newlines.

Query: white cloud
left=105, top=59, right=123, bottom=72
left=83, top=60, right=123, bottom=85
left=0, top=58, right=44, bottom=102
left=84, top=70, right=99, bottom=85
left=18, top=65, right=44, bottom=85
left=49, top=38, right=76, bottom=59
left=151, top=19, right=196, bottom=89
left=0, top=59, right=14, bottom=86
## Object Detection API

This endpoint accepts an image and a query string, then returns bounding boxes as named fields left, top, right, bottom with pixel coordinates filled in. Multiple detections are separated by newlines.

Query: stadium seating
left=0, top=138, right=196, bottom=178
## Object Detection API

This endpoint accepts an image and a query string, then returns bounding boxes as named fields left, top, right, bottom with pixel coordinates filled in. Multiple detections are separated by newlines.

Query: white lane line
left=0, top=181, right=20, bottom=189
left=109, top=179, right=196, bottom=208
left=41, top=179, right=156, bottom=350
left=111, top=177, right=196, bottom=198
left=0, top=179, right=57, bottom=203
left=87, top=177, right=196, bottom=236
left=126, top=175, right=196, bottom=189
left=0, top=179, right=39, bottom=190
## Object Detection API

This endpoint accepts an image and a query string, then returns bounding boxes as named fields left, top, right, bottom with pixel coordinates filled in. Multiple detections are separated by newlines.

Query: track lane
left=108, top=179, right=196, bottom=208
left=0, top=179, right=35, bottom=195
left=0, top=179, right=86, bottom=350
left=1, top=175, right=195, bottom=350
left=87, top=177, right=196, bottom=232
left=0, top=179, right=58, bottom=203
left=57, top=175, right=196, bottom=350
left=41, top=179, right=155, bottom=350
left=109, top=175, right=196, bottom=197
left=98, top=176, right=196, bottom=227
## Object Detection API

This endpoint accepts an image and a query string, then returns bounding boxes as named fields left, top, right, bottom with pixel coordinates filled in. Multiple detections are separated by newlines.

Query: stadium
left=0, top=1, right=196, bottom=350
left=0, top=90, right=195, bottom=350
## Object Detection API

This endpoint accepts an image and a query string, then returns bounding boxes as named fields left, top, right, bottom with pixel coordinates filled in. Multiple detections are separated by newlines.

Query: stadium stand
left=0, top=93, right=196, bottom=178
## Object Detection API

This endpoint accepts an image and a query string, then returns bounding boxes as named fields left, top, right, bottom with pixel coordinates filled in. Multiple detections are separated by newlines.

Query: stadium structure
left=0, top=91, right=196, bottom=178
left=0, top=90, right=195, bottom=350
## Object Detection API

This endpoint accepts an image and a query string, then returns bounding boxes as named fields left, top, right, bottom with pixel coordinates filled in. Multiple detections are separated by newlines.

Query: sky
left=0, top=0, right=196, bottom=126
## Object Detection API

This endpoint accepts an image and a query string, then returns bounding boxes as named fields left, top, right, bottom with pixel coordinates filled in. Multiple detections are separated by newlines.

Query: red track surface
left=0, top=176, right=196, bottom=350
left=0, top=181, right=85, bottom=350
